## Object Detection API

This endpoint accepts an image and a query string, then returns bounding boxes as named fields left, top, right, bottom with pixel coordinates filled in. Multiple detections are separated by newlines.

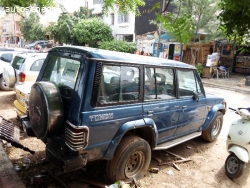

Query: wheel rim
left=125, top=151, right=145, bottom=178
left=212, top=118, right=221, bottom=136
left=227, top=155, right=239, bottom=174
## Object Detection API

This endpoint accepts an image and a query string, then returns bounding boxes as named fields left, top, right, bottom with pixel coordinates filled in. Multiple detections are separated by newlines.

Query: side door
left=174, top=69, right=208, bottom=136
left=143, top=66, right=180, bottom=144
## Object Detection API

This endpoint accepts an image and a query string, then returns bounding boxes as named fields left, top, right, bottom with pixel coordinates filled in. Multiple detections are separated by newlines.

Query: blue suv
left=22, top=46, right=227, bottom=183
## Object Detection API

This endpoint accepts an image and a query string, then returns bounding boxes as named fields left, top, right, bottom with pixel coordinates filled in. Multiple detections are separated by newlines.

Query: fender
left=103, top=118, right=158, bottom=160
left=228, top=145, right=249, bottom=163
left=202, top=103, right=225, bottom=131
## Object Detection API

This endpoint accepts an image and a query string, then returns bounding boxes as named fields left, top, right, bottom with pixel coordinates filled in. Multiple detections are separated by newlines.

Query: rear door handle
left=182, top=106, right=187, bottom=109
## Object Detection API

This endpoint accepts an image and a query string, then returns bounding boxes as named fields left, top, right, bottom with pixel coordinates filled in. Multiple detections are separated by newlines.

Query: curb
left=203, top=82, right=250, bottom=94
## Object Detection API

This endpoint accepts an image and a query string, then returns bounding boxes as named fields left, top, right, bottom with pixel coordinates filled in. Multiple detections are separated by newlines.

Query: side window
left=30, top=59, right=44, bottom=71
left=144, top=67, right=175, bottom=100
left=98, top=64, right=139, bottom=105
left=177, top=69, right=204, bottom=97
left=0, top=53, right=13, bottom=63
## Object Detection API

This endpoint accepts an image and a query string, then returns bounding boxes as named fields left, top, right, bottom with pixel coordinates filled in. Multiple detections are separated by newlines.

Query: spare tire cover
left=3, top=66, right=16, bottom=88
left=29, top=82, right=64, bottom=140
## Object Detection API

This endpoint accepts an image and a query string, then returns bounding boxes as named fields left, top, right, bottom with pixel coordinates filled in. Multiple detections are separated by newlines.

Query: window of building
left=93, top=0, right=102, bottom=4
left=118, top=13, right=128, bottom=24
left=110, top=13, right=114, bottom=25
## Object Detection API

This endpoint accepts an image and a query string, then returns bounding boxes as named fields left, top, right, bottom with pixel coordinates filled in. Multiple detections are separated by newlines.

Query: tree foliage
left=75, top=18, right=114, bottom=48
left=219, top=0, right=250, bottom=45
left=102, top=0, right=145, bottom=15
left=99, top=40, right=136, bottom=53
left=19, top=12, right=46, bottom=41
left=0, top=0, right=55, bottom=11
left=48, top=7, right=97, bottom=45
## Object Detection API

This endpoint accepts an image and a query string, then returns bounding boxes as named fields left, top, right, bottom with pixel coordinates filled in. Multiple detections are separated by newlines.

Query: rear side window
left=30, top=59, right=45, bottom=71
left=41, top=56, right=80, bottom=90
left=97, top=64, right=139, bottom=105
left=12, top=56, right=25, bottom=70
left=144, top=67, right=175, bottom=100
left=0, top=53, right=13, bottom=63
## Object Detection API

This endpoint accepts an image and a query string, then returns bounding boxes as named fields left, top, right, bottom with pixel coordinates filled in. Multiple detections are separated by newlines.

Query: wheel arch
left=202, top=104, right=225, bottom=131
left=103, top=118, right=158, bottom=160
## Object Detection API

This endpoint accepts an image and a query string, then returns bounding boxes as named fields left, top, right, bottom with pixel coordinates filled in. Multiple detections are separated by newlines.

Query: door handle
left=182, top=106, right=187, bottom=109
left=147, top=110, right=154, bottom=114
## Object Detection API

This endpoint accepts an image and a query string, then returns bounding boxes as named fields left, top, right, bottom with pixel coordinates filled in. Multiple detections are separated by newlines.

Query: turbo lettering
left=89, top=113, right=114, bottom=122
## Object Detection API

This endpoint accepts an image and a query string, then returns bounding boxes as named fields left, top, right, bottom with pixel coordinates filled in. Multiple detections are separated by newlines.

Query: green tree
left=173, top=0, right=223, bottom=42
left=0, top=0, right=55, bottom=11
left=19, top=12, right=46, bottom=41
left=75, top=18, right=114, bottom=48
left=49, top=13, right=77, bottom=45
left=48, top=6, right=96, bottom=45
left=219, top=0, right=250, bottom=45
left=99, top=40, right=136, bottom=53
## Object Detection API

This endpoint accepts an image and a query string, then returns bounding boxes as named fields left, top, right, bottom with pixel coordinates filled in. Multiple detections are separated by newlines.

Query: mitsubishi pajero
left=17, top=46, right=226, bottom=183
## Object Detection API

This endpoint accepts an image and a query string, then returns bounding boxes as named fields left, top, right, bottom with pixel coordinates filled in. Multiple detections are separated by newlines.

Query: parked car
left=25, top=40, right=50, bottom=50
left=0, top=48, right=38, bottom=91
left=5, top=46, right=227, bottom=183
left=3, top=52, right=47, bottom=117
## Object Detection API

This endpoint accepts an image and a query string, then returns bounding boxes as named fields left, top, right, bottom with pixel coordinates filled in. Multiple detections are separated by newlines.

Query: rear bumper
left=13, top=100, right=26, bottom=117
left=46, top=141, right=88, bottom=173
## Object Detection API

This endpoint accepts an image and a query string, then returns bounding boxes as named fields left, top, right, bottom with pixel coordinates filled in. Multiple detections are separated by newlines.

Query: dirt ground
left=0, top=90, right=250, bottom=188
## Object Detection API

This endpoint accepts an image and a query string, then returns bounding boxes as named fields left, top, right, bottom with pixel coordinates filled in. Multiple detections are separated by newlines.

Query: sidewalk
left=202, top=73, right=250, bottom=94
left=0, top=143, right=25, bottom=188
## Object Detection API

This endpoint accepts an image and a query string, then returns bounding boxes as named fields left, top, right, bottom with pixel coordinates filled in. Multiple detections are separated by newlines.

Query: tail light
left=65, top=121, right=89, bottom=151
left=19, top=72, right=26, bottom=82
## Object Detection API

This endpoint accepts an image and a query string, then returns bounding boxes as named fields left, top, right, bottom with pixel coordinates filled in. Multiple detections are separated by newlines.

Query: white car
left=3, top=52, right=47, bottom=117
left=0, top=48, right=38, bottom=91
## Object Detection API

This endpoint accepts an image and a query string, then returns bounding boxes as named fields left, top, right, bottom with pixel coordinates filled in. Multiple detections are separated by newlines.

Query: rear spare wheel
left=29, top=82, right=64, bottom=141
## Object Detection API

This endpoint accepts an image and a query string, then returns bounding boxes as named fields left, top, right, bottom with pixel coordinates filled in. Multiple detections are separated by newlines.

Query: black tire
left=106, top=135, right=151, bottom=183
left=225, top=153, right=245, bottom=178
left=202, top=111, right=223, bottom=142
left=0, top=76, right=11, bottom=91
left=29, top=82, right=64, bottom=141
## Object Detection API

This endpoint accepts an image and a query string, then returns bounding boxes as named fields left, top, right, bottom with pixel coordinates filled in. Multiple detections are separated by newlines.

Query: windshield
left=12, top=56, right=25, bottom=70
left=41, top=56, right=80, bottom=98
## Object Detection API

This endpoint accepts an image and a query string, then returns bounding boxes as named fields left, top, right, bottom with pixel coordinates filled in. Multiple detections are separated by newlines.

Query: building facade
left=1, top=13, right=22, bottom=45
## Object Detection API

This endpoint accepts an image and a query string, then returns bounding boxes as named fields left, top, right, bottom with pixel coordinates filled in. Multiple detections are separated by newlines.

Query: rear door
left=143, top=66, right=180, bottom=143
left=174, top=69, right=207, bottom=136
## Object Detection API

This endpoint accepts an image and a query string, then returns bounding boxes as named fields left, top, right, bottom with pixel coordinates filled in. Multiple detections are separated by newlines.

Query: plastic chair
left=212, top=67, right=224, bottom=79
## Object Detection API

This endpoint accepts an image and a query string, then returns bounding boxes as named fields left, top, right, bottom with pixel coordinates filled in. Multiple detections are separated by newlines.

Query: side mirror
left=193, top=91, right=199, bottom=102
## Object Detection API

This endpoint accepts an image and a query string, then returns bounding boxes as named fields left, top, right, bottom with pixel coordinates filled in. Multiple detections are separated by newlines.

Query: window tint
left=0, top=53, right=13, bottom=63
left=30, top=59, right=44, bottom=71
left=144, top=67, right=175, bottom=100
left=12, top=56, right=25, bottom=70
left=98, top=65, right=139, bottom=105
left=177, top=69, right=203, bottom=97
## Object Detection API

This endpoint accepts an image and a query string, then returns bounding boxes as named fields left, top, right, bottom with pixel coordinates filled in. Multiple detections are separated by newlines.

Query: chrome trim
left=65, top=120, right=89, bottom=151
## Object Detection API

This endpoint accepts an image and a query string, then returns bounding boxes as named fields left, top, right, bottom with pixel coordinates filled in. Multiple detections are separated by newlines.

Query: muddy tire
left=29, top=82, right=64, bottom=141
left=0, top=76, right=11, bottom=91
left=202, top=111, right=223, bottom=142
left=225, top=153, right=245, bottom=179
left=106, top=135, right=151, bottom=183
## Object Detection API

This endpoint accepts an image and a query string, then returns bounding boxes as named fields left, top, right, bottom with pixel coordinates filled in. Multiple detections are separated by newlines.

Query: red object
left=174, top=55, right=179, bottom=61
left=19, top=72, right=25, bottom=82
